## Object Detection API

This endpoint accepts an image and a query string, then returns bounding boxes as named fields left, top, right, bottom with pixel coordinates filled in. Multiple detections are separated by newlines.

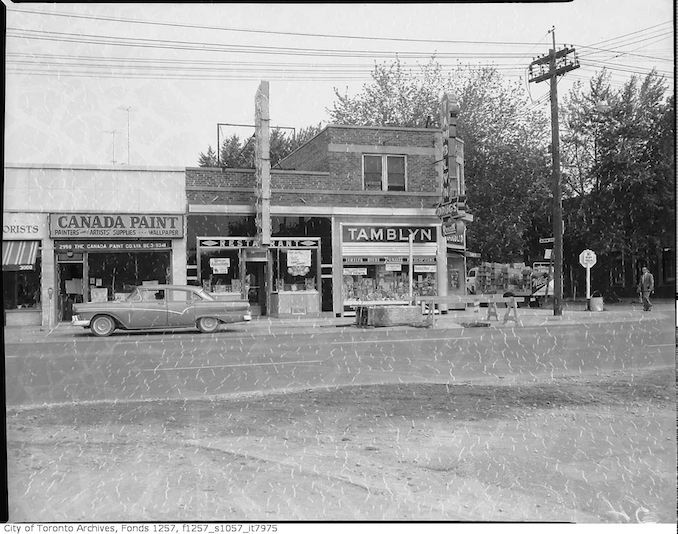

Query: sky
left=3, top=0, right=674, bottom=168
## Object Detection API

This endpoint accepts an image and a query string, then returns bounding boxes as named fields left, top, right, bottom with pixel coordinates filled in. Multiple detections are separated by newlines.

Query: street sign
left=579, top=249, right=597, bottom=268
left=579, top=249, right=597, bottom=305
left=539, top=237, right=554, bottom=244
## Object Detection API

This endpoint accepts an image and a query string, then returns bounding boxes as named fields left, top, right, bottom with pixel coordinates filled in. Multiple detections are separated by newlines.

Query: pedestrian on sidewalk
left=637, top=266, right=655, bottom=311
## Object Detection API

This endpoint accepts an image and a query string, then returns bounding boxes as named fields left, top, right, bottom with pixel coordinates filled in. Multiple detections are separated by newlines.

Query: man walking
left=638, top=266, right=655, bottom=311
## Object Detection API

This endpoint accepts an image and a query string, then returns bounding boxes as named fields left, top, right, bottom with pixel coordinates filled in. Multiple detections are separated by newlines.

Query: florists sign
left=50, top=214, right=184, bottom=238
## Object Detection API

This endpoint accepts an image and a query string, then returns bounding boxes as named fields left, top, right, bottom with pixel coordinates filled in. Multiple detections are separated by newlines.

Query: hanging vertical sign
left=440, top=94, right=460, bottom=205
left=254, top=81, right=271, bottom=246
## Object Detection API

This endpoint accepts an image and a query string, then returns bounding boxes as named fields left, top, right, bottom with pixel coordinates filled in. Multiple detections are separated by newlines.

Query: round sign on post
left=579, top=249, right=597, bottom=268
left=579, top=249, right=597, bottom=309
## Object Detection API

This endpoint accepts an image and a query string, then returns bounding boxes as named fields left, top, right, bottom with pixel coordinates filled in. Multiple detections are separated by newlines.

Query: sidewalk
left=3, top=299, right=674, bottom=344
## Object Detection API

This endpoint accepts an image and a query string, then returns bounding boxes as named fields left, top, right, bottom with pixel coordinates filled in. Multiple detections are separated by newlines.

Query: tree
left=329, top=57, right=552, bottom=262
left=197, top=145, right=218, bottom=167
left=561, top=69, right=674, bottom=294
left=330, top=58, right=446, bottom=128
left=198, top=124, right=324, bottom=168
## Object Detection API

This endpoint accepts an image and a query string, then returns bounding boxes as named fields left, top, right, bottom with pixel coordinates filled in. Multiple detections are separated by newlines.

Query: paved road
left=4, top=315, right=674, bottom=408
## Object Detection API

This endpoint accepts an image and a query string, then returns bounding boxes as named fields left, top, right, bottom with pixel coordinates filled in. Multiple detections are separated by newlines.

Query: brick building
left=185, top=124, right=467, bottom=317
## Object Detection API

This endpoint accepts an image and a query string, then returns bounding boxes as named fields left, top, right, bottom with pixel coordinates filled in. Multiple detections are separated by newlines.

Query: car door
left=166, top=289, right=196, bottom=327
left=128, top=288, right=168, bottom=328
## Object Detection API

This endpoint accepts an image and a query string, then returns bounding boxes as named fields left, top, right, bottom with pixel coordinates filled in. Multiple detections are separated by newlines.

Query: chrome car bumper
left=71, top=315, right=91, bottom=327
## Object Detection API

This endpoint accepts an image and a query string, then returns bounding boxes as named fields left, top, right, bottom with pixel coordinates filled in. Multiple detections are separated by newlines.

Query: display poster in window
left=414, top=265, right=437, bottom=273
left=287, top=250, right=311, bottom=277
left=343, top=268, right=367, bottom=276
left=209, top=258, right=231, bottom=274
left=90, top=287, right=108, bottom=303
left=385, top=263, right=402, bottom=272
left=65, top=279, right=83, bottom=295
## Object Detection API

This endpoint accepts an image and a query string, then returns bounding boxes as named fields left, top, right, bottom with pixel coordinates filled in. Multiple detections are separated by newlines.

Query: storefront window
left=272, top=216, right=332, bottom=264
left=3, top=255, right=42, bottom=310
left=342, top=264, right=437, bottom=302
left=87, top=251, right=170, bottom=301
left=272, top=248, right=318, bottom=291
left=199, top=248, right=241, bottom=293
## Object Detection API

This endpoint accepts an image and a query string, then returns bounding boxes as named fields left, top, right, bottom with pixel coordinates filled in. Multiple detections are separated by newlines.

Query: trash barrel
left=590, top=296, right=604, bottom=312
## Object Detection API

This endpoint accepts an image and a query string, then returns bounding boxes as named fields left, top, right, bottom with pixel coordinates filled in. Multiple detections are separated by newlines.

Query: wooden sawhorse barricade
left=415, top=294, right=522, bottom=327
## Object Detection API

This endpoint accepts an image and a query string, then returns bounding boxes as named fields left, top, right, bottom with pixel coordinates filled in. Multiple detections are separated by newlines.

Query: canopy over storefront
left=2, top=240, right=39, bottom=271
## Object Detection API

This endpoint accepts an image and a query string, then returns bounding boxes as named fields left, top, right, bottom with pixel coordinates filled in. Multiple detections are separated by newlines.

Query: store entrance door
left=57, top=261, right=85, bottom=321
left=245, top=261, right=267, bottom=316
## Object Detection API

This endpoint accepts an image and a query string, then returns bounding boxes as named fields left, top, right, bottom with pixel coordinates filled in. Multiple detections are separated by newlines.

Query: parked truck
left=466, top=262, right=554, bottom=306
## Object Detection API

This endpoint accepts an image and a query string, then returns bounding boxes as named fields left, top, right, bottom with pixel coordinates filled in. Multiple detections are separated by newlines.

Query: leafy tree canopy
left=198, top=123, right=324, bottom=168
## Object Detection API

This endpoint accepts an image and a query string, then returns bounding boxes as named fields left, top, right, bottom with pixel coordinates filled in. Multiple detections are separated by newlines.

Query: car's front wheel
left=197, top=316, right=219, bottom=333
left=91, top=315, right=116, bottom=337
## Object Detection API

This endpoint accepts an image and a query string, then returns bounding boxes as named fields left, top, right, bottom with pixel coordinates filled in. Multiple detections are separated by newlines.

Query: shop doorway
left=57, top=261, right=84, bottom=321
left=245, top=261, right=267, bottom=316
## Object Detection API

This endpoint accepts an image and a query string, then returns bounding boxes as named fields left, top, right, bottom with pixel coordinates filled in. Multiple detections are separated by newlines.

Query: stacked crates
left=476, top=262, right=531, bottom=294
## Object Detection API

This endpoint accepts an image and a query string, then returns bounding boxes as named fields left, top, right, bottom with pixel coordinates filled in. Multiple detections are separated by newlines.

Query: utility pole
left=105, top=129, right=117, bottom=164
left=118, top=106, right=133, bottom=165
left=528, top=27, right=579, bottom=316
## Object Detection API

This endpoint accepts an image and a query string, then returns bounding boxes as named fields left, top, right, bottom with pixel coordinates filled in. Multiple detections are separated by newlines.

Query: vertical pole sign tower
left=254, top=81, right=272, bottom=246
left=436, top=94, right=471, bottom=294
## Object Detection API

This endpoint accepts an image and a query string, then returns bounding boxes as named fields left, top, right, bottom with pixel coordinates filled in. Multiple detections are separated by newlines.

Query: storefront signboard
left=55, top=241, right=171, bottom=252
left=343, top=255, right=436, bottom=264
left=49, top=214, right=184, bottom=239
left=414, top=265, right=437, bottom=273
left=342, top=225, right=437, bottom=243
left=447, top=232, right=465, bottom=249
left=199, top=237, right=319, bottom=249
left=3, top=213, right=47, bottom=239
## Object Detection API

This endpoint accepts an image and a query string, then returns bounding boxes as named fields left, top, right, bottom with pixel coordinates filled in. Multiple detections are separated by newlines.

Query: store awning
left=2, top=241, right=39, bottom=271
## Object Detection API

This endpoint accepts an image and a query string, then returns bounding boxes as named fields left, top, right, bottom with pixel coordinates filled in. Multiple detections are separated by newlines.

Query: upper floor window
left=363, top=155, right=406, bottom=191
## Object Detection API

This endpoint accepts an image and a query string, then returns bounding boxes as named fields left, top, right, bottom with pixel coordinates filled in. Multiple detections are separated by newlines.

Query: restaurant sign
left=199, top=237, right=319, bottom=249
left=342, top=225, right=437, bottom=243
left=50, top=214, right=184, bottom=239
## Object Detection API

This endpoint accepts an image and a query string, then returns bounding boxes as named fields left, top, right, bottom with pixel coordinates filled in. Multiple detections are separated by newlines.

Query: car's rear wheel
left=197, top=316, right=219, bottom=333
left=91, top=315, right=116, bottom=337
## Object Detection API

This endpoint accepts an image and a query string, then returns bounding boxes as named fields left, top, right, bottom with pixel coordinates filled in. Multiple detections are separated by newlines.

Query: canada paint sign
left=50, top=214, right=184, bottom=239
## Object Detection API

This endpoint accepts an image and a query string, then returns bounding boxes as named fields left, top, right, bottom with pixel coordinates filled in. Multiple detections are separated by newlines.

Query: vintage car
left=72, top=284, right=251, bottom=337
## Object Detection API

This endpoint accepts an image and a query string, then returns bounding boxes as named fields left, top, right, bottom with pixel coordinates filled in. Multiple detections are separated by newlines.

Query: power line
left=6, top=7, right=572, bottom=47
left=581, top=20, right=672, bottom=49
left=8, top=27, right=554, bottom=59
